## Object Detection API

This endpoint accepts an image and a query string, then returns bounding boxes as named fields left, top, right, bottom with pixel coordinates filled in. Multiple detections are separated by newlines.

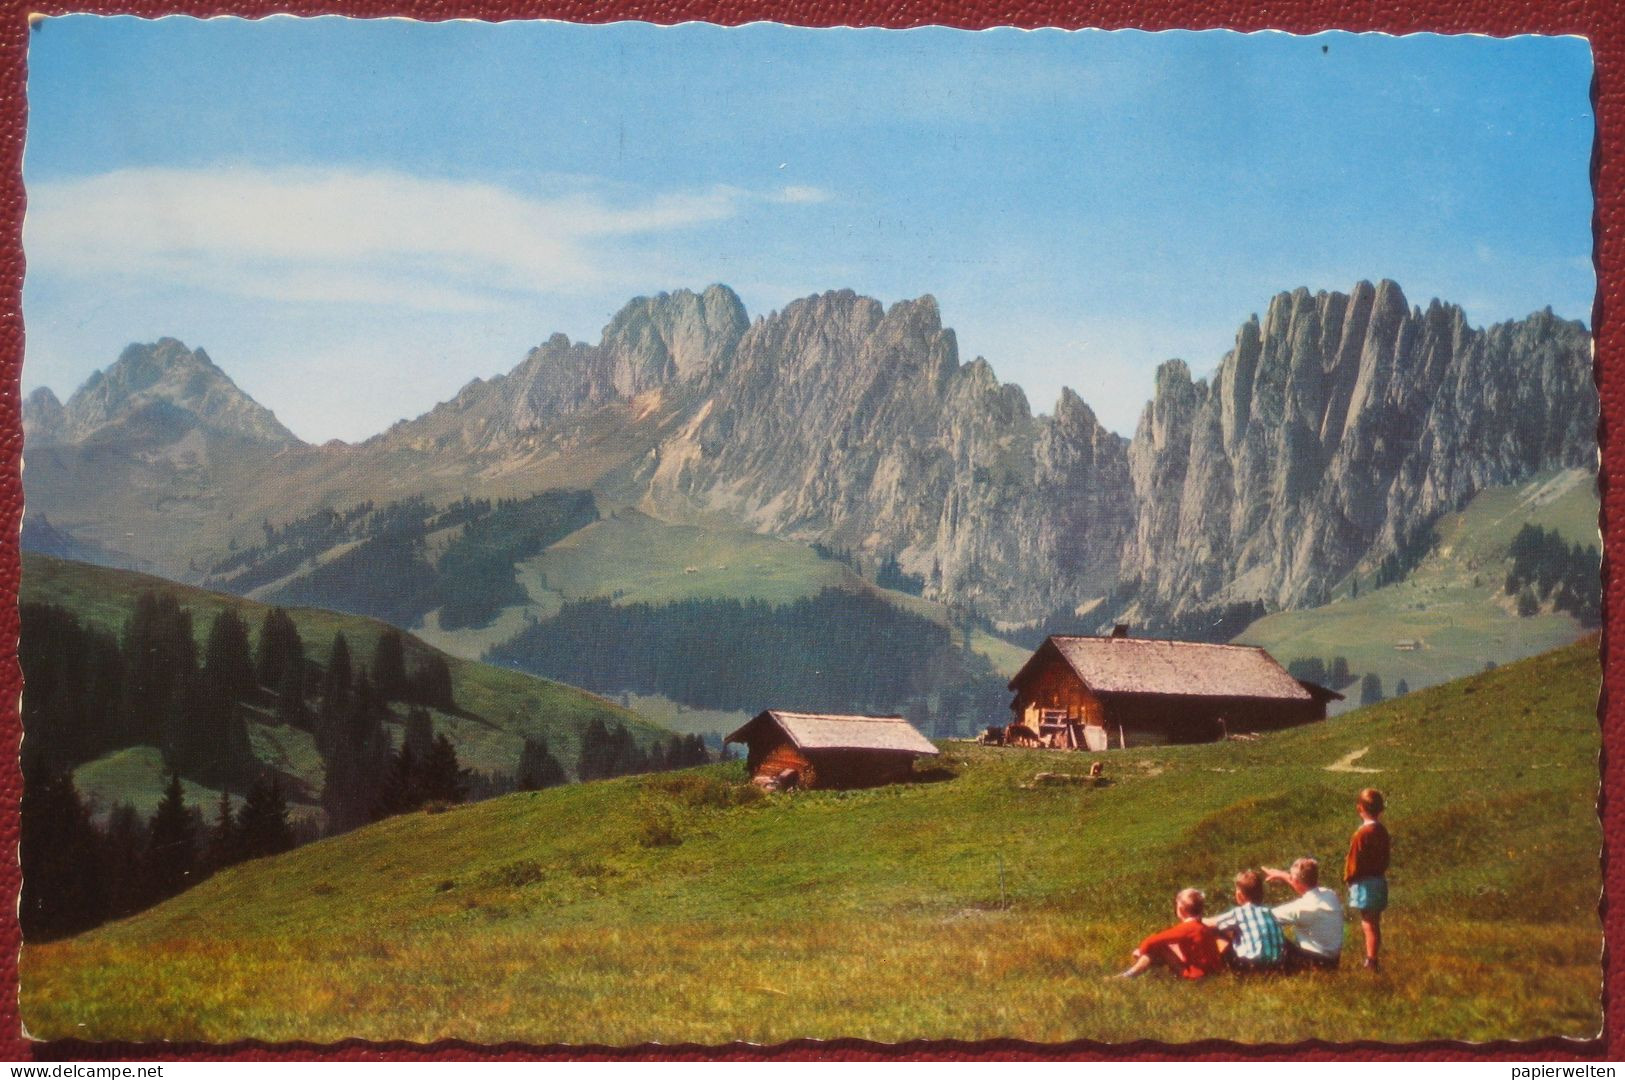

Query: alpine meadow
left=14, top=21, right=1600, bottom=1048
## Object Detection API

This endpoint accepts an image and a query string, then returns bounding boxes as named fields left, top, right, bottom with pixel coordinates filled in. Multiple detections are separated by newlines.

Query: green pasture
left=23, top=638, right=1601, bottom=1044
left=1238, top=469, right=1597, bottom=700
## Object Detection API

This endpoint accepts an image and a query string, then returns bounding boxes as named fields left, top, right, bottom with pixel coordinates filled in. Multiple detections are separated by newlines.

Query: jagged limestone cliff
left=24, top=281, right=1595, bottom=629
left=1119, top=281, right=1595, bottom=623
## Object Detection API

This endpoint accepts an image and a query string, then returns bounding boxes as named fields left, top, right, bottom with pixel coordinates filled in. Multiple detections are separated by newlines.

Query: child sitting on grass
left=1345, top=787, right=1391, bottom=971
left=1206, top=869, right=1288, bottom=973
left=1262, top=856, right=1344, bottom=970
left=1116, top=888, right=1227, bottom=979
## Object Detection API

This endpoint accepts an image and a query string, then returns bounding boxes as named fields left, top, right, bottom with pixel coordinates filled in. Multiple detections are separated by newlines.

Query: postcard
left=11, top=17, right=1602, bottom=1049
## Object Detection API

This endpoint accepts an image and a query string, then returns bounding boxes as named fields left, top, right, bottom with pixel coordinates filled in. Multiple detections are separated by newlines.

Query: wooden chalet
left=725, top=710, right=940, bottom=789
left=1007, top=630, right=1340, bottom=748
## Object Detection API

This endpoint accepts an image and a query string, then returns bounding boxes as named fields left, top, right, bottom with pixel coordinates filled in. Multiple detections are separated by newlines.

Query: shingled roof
left=1012, top=635, right=1313, bottom=702
left=726, top=711, right=941, bottom=755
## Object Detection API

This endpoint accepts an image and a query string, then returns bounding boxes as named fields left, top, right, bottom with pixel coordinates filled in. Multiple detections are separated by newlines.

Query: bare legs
left=1117, top=943, right=1189, bottom=978
left=1360, top=911, right=1382, bottom=969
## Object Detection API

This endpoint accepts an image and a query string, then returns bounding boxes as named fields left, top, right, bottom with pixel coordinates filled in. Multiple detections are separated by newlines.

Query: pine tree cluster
left=20, top=761, right=301, bottom=943
left=486, top=590, right=1008, bottom=737
left=1504, top=524, right=1601, bottom=625
left=21, top=589, right=736, bottom=945
left=573, top=721, right=710, bottom=782
left=1285, top=655, right=1353, bottom=688
left=21, top=597, right=262, bottom=787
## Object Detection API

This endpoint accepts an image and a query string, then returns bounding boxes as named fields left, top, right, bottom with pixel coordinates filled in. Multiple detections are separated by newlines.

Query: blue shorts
left=1348, top=876, right=1389, bottom=913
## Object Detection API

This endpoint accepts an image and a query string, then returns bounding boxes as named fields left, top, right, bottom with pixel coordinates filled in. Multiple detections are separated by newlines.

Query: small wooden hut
left=1007, top=633, right=1339, bottom=748
left=725, top=710, right=940, bottom=789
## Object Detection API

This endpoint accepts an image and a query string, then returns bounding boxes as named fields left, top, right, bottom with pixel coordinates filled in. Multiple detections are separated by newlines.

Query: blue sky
left=23, top=19, right=1594, bottom=442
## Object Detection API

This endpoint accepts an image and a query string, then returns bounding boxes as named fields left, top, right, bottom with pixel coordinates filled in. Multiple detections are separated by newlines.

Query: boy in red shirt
left=1345, top=787, right=1392, bottom=971
left=1116, top=887, right=1227, bottom=979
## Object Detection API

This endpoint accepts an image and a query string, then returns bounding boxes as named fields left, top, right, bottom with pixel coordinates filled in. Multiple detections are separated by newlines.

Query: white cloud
left=25, top=166, right=821, bottom=313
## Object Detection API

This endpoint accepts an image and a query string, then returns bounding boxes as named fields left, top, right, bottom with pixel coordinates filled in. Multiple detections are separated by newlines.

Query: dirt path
left=1325, top=746, right=1381, bottom=773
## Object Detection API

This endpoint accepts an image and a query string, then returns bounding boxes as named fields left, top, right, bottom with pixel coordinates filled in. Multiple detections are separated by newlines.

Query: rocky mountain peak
left=30, top=279, right=1592, bottom=634
left=57, top=339, right=301, bottom=449
left=600, top=285, right=749, bottom=396
left=22, top=386, right=66, bottom=446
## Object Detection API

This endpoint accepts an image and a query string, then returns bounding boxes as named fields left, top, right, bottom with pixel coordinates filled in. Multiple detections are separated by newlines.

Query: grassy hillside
left=23, top=553, right=663, bottom=815
left=1237, top=469, right=1597, bottom=704
left=22, top=638, right=1600, bottom=1044
left=416, top=506, right=1029, bottom=679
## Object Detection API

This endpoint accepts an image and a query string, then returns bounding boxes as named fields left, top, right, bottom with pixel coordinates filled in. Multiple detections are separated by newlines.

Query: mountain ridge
left=26, top=337, right=302, bottom=450
left=22, top=280, right=1595, bottom=630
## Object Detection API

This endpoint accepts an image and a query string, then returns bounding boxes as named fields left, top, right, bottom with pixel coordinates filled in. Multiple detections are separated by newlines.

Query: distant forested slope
left=487, top=589, right=1008, bottom=736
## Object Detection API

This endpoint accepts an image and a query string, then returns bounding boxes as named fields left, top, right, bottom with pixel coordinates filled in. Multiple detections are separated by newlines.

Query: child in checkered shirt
left=1205, top=868, right=1287, bottom=972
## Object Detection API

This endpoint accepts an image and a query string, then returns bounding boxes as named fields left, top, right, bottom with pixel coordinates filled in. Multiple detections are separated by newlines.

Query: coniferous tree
left=406, top=653, right=455, bottom=710
left=1329, top=656, right=1351, bottom=687
left=1516, top=585, right=1540, bottom=617
left=320, top=668, right=392, bottom=835
left=517, top=736, right=567, bottom=790
left=20, top=602, right=125, bottom=766
left=276, top=652, right=307, bottom=725
left=374, top=729, right=465, bottom=816
left=145, top=772, right=200, bottom=902
left=1395, top=678, right=1411, bottom=696
left=1359, top=673, right=1385, bottom=707
left=577, top=718, right=614, bottom=782
left=616, top=725, right=649, bottom=776
left=257, top=608, right=307, bottom=722
left=159, top=667, right=202, bottom=776
left=419, top=734, right=466, bottom=804
left=119, top=592, right=197, bottom=747
left=102, top=802, right=149, bottom=918
left=372, top=630, right=408, bottom=702
left=316, top=634, right=354, bottom=757
left=203, top=608, right=257, bottom=704
left=207, top=789, right=239, bottom=871
left=374, top=743, right=421, bottom=819
left=256, top=608, right=292, bottom=687
left=237, top=776, right=294, bottom=859
left=591, top=721, right=641, bottom=778
left=19, top=759, right=109, bottom=941
left=324, top=633, right=353, bottom=704
left=403, top=707, right=435, bottom=763
left=164, top=667, right=257, bottom=788
left=1286, top=658, right=1329, bottom=685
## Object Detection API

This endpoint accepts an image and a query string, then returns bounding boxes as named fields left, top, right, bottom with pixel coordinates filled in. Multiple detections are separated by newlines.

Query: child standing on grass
left=1344, top=787, right=1391, bottom=971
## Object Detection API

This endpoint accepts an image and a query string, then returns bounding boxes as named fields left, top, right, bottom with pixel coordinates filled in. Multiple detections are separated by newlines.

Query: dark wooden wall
left=742, top=731, right=918, bottom=789
left=1098, top=693, right=1326, bottom=744
left=803, top=749, right=918, bottom=789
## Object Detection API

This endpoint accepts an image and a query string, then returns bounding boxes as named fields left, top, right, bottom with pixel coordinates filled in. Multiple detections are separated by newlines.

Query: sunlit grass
left=22, top=639, right=1601, bottom=1044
